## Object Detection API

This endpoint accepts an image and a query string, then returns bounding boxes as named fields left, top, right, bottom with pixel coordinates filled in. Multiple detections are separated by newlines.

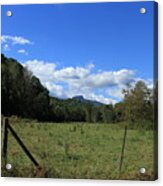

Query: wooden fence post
left=7, top=123, right=39, bottom=167
left=2, top=117, right=39, bottom=168
left=2, top=118, right=9, bottom=166
left=119, top=125, right=128, bottom=177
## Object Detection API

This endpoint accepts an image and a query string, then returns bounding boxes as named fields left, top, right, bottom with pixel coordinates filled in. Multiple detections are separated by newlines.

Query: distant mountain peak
left=72, top=95, right=84, bottom=100
left=72, top=95, right=103, bottom=106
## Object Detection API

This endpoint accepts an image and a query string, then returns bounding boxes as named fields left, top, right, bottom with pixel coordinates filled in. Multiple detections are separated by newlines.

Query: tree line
left=1, top=54, right=155, bottom=128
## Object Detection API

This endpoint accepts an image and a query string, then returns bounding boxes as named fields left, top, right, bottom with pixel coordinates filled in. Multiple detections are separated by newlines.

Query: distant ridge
left=72, top=95, right=104, bottom=106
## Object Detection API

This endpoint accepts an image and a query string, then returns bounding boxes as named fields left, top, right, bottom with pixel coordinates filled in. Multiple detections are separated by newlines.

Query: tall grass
left=1, top=117, right=155, bottom=180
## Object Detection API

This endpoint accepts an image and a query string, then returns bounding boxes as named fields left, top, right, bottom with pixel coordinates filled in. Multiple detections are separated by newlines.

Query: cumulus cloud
left=54, top=66, right=90, bottom=80
left=107, top=78, right=153, bottom=100
left=44, top=82, right=66, bottom=98
left=80, top=69, right=135, bottom=88
left=17, top=49, right=28, bottom=55
left=83, top=93, right=117, bottom=105
left=107, top=86, right=124, bottom=100
left=22, top=59, right=151, bottom=105
left=1, top=35, right=33, bottom=45
left=23, top=59, right=56, bottom=82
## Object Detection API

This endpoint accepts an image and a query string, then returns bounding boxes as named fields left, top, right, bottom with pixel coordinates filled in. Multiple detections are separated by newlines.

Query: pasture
left=1, top=118, right=155, bottom=180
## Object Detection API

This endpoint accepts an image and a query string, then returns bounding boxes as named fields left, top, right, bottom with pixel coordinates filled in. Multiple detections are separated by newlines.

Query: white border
left=0, top=0, right=162, bottom=186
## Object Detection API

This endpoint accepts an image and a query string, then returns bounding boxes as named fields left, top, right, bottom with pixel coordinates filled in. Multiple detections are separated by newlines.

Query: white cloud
left=1, top=35, right=33, bottom=55
left=107, top=78, right=154, bottom=100
left=81, top=69, right=135, bottom=88
left=18, top=49, right=28, bottom=55
left=107, top=86, right=124, bottom=100
left=54, top=66, right=90, bottom=80
left=83, top=93, right=117, bottom=105
left=23, top=59, right=56, bottom=82
left=22, top=59, right=151, bottom=105
left=44, top=82, right=66, bottom=98
left=1, top=35, right=33, bottom=45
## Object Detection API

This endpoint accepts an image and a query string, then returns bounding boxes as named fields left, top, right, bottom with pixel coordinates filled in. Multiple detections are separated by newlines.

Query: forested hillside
left=1, top=54, right=154, bottom=128
left=1, top=54, right=50, bottom=120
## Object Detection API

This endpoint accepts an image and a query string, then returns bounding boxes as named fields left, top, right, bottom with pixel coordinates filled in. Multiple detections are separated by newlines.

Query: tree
left=1, top=54, right=50, bottom=120
left=114, top=102, right=125, bottom=122
left=85, top=104, right=92, bottom=123
left=123, top=81, right=153, bottom=126
left=101, top=104, right=114, bottom=123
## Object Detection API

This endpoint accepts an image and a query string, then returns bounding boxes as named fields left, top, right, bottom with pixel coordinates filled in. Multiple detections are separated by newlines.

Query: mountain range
left=72, top=95, right=104, bottom=106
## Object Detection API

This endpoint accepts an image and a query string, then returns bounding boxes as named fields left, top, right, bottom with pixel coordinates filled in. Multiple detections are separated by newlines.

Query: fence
left=2, top=117, right=39, bottom=168
left=2, top=117, right=128, bottom=177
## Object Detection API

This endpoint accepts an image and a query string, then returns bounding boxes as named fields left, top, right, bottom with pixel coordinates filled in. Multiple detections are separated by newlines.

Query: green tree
left=123, top=81, right=153, bottom=127
left=1, top=54, right=50, bottom=120
left=85, top=104, right=92, bottom=123
left=101, top=104, right=114, bottom=123
left=114, top=102, right=125, bottom=122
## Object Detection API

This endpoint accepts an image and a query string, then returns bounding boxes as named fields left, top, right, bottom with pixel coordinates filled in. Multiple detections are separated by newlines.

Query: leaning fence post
left=119, top=125, right=128, bottom=177
left=2, top=118, right=9, bottom=166
left=7, top=123, right=39, bottom=167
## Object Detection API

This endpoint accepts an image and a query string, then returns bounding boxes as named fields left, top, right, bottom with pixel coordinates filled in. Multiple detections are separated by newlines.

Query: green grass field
left=1, top=118, right=155, bottom=180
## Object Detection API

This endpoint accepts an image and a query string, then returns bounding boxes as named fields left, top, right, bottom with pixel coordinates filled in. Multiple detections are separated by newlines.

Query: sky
left=1, top=2, right=156, bottom=104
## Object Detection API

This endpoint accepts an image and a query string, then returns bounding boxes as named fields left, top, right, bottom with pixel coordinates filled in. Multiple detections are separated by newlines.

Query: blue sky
left=1, top=2, right=156, bottom=104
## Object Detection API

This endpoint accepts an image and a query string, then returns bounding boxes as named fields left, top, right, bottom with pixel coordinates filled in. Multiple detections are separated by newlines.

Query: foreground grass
left=1, top=118, right=155, bottom=180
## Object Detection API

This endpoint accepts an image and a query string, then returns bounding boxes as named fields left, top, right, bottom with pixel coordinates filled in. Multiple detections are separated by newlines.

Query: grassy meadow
left=1, top=117, right=155, bottom=180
